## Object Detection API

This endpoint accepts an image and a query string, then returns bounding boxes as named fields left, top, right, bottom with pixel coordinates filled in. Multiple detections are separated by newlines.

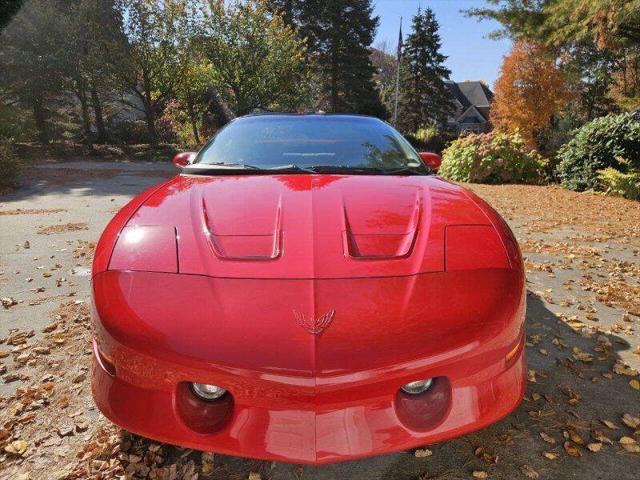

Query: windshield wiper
left=383, top=166, right=429, bottom=175
left=266, top=164, right=318, bottom=173
left=183, top=162, right=262, bottom=172
left=304, top=165, right=428, bottom=175
left=183, top=163, right=428, bottom=176
left=185, top=163, right=318, bottom=173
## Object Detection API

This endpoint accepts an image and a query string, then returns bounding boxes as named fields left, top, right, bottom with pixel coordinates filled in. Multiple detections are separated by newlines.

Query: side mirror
left=419, top=152, right=442, bottom=172
left=173, top=152, right=197, bottom=168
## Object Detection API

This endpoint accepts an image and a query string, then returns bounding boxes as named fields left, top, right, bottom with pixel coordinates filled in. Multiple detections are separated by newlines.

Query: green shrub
left=597, top=166, right=640, bottom=200
left=556, top=113, right=640, bottom=191
left=439, top=130, right=544, bottom=184
left=0, top=138, right=21, bottom=190
left=414, top=126, right=439, bottom=145
left=404, top=126, right=455, bottom=154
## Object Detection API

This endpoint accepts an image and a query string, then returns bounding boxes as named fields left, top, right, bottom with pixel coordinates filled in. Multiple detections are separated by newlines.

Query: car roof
left=238, top=112, right=384, bottom=122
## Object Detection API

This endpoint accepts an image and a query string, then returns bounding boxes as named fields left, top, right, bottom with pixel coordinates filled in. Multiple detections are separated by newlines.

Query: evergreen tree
left=398, top=7, right=452, bottom=133
left=266, top=0, right=386, bottom=117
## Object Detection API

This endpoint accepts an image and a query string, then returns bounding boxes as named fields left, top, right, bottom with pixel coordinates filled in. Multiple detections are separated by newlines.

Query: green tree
left=464, top=0, right=551, bottom=41
left=199, top=0, right=309, bottom=116
left=563, top=41, right=618, bottom=121
left=65, top=0, right=127, bottom=143
left=114, top=0, right=196, bottom=145
left=466, top=0, right=640, bottom=47
left=0, top=0, right=70, bottom=143
left=173, top=59, right=214, bottom=144
left=397, top=7, right=452, bottom=133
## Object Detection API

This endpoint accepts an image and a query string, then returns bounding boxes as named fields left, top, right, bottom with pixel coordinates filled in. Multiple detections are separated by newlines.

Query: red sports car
left=91, top=114, right=526, bottom=464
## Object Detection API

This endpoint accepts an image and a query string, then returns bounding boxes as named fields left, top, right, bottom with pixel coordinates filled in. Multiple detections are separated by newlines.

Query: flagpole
left=393, top=17, right=402, bottom=127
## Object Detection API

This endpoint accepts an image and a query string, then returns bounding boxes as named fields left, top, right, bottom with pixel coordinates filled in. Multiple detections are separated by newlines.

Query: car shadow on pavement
left=114, top=291, right=639, bottom=480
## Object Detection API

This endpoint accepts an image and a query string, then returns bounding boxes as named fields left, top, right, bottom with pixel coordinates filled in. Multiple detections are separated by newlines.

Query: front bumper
left=93, top=338, right=525, bottom=464
left=91, top=270, right=526, bottom=464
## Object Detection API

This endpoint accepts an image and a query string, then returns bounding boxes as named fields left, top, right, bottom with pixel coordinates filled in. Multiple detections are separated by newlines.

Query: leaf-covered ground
left=0, top=167, right=638, bottom=480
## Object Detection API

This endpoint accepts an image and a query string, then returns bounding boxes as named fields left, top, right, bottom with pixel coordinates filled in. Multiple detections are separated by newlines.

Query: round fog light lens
left=401, top=378, right=434, bottom=395
left=191, top=382, right=227, bottom=401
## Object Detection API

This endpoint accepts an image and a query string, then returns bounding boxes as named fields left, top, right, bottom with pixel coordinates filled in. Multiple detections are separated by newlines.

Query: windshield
left=193, top=115, right=427, bottom=173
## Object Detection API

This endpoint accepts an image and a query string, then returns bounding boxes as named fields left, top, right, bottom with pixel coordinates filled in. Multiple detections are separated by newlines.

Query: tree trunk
left=143, top=102, right=158, bottom=146
left=90, top=85, right=107, bottom=144
left=76, top=84, right=92, bottom=142
left=141, top=68, right=158, bottom=146
left=32, top=97, right=49, bottom=144
left=191, top=120, right=200, bottom=145
left=188, top=103, right=200, bottom=144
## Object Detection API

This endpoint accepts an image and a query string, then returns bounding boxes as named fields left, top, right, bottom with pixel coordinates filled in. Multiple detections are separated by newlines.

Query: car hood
left=122, top=174, right=491, bottom=279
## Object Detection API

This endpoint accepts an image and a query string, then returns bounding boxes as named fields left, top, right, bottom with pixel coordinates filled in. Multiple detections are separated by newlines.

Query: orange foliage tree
left=491, top=41, right=572, bottom=149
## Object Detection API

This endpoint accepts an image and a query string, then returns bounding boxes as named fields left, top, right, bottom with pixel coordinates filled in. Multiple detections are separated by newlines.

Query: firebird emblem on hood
left=294, top=309, right=336, bottom=335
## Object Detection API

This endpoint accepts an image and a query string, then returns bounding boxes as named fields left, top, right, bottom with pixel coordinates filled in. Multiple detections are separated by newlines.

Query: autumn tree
left=542, top=0, right=640, bottom=109
left=467, top=0, right=640, bottom=110
left=491, top=41, right=571, bottom=148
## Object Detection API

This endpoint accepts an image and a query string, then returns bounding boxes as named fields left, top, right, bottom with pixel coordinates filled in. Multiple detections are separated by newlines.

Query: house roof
left=446, top=81, right=471, bottom=110
left=457, top=81, right=493, bottom=107
left=446, top=80, right=494, bottom=121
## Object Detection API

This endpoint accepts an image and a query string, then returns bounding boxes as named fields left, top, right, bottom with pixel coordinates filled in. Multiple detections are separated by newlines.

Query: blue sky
left=373, top=0, right=512, bottom=87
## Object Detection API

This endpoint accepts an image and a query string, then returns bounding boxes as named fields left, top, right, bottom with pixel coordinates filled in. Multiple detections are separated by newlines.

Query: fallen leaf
left=414, top=448, right=432, bottom=458
left=620, top=436, right=640, bottom=453
left=613, top=362, right=638, bottom=376
left=601, top=419, right=618, bottom=429
left=520, top=464, right=539, bottom=479
left=622, top=414, right=640, bottom=429
left=592, top=430, right=613, bottom=444
left=472, top=471, right=488, bottom=479
left=563, top=441, right=582, bottom=457
left=540, top=432, right=556, bottom=444
left=569, top=430, right=584, bottom=445
left=1, top=297, right=18, bottom=309
left=543, top=452, right=559, bottom=460
left=4, top=439, right=28, bottom=455
left=572, top=347, right=593, bottom=362
left=630, top=379, right=640, bottom=390
left=587, top=442, right=602, bottom=452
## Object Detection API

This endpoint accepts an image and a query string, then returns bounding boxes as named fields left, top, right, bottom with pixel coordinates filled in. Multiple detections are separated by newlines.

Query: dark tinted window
left=195, top=116, right=424, bottom=170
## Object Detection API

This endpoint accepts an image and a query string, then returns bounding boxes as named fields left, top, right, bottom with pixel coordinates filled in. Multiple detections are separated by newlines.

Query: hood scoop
left=342, top=188, right=422, bottom=259
left=201, top=196, right=282, bottom=260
